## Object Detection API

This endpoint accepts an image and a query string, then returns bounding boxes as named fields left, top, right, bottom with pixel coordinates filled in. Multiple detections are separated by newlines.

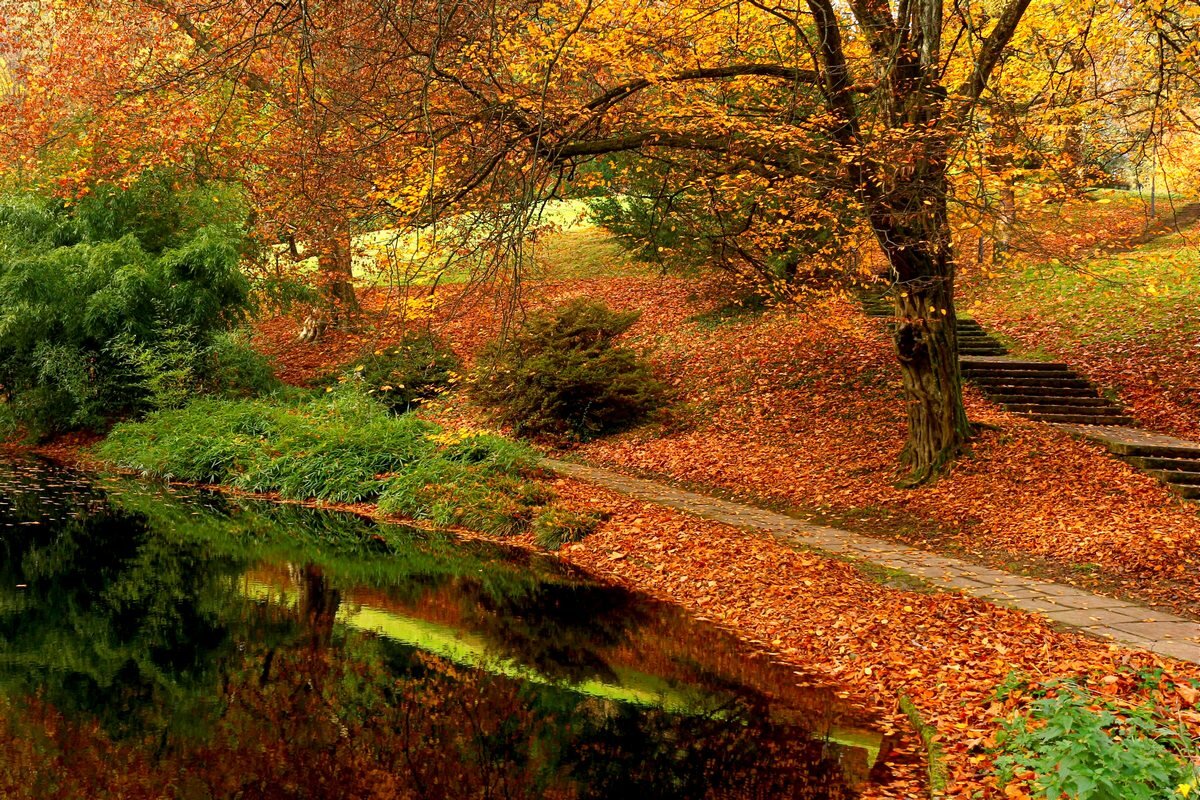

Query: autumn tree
left=5, top=0, right=1194, bottom=481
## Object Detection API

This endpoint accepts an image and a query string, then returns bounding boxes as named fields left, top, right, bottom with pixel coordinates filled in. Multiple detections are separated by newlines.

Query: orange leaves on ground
left=540, top=477, right=1200, bottom=799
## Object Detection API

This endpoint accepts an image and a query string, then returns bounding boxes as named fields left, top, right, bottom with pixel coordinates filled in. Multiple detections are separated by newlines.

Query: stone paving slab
left=1059, top=424, right=1200, bottom=456
left=545, top=458, right=1200, bottom=665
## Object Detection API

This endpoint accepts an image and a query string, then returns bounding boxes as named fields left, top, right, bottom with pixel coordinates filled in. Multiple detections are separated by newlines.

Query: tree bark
left=869, top=169, right=971, bottom=485
left=298, top=233, right=361, bottom=343
left=889, top=246, right=970, bottom=485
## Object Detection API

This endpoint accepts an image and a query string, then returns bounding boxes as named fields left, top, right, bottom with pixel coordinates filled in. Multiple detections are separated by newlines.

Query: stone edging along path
left=543, top=458, right=1200, bottom=665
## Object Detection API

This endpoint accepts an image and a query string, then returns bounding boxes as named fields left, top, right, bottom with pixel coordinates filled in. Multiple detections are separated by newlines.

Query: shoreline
left=8, top=436, right=1200, bottom=797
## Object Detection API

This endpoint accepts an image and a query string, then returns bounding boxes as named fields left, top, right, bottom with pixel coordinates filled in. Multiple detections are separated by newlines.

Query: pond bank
left=0, top=457, right=892, bottom=798
left=19, top=428, right=1200, bottom=798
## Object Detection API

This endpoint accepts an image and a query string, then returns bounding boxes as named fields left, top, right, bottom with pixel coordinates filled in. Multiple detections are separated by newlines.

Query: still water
left=0, top=459, right=887, bottom=798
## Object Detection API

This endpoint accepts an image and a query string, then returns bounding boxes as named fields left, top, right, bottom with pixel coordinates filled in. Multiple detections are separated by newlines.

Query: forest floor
left=245, top=193, right=1200, bottom=796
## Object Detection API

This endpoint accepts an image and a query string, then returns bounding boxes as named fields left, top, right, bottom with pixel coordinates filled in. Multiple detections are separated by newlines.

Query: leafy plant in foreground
left=991, top=679, right=1199, bottom=800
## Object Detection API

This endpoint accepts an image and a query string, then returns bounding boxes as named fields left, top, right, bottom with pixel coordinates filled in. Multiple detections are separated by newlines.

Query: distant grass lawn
left=347, top=198, right=645, bottom=286
left=966, top=193, right=1200, bottom=343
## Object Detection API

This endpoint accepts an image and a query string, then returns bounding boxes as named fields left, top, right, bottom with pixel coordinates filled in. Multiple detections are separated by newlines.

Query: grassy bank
left=94, top=390, right=593, bottom=540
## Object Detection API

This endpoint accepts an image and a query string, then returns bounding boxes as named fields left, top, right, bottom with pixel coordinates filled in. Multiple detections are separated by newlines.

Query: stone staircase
left=860, top=291, right=1200, bottom=499
left=1067, top=427, right=1200, bottom=501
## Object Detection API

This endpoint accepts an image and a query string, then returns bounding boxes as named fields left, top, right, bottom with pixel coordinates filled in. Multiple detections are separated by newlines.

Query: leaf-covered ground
left=248, top=216, right=1200, bottom=796
left=254, top=262, right=1200, bottom=619
left=537, top=476, right=1200, bottom=799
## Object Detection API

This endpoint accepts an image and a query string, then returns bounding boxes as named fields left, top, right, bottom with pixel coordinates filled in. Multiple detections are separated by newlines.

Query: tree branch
left=584, top=63, right=821, bottom=112
left=956, top=0, right=1034, bottom=101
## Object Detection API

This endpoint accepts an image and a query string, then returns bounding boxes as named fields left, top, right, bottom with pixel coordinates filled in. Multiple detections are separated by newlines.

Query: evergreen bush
left=334, top=331, right=458, bottom=413
left=0, top=175, right=253, bottom=436
left=473, top=299, right=665, bottom=440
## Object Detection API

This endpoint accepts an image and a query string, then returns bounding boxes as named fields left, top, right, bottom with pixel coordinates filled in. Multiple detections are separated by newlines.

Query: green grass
left=94, top=390, right=566, bottom=537
left=969, top=211, right=1200, bottom=344
left=332, top=198, right=647, bottom=287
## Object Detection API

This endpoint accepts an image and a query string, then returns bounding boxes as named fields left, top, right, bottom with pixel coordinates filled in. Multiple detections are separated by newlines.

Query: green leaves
left=0, top=176, right=251, bottom=436
left=473, top=299, right=665, bottom=441
left=992, top=679, right=1199, bottom=800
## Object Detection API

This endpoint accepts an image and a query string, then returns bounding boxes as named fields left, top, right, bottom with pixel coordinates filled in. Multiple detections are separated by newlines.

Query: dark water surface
left=0, top=459, right=887, bottom=798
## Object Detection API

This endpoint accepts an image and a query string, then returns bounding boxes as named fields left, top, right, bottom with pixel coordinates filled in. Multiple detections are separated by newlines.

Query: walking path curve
left=545, top=458, right=1200, bottom=665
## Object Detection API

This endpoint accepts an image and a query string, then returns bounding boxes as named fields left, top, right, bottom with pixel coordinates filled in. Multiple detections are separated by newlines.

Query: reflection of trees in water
left=452, top=574, right=644, bottom=685
left=0, top=460, right=863, bottom=798
left=3, top=636, right=855, bottom=799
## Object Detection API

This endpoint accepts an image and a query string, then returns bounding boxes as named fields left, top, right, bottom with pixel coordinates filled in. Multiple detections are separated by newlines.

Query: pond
left=0, top=459, right=890, bottom=798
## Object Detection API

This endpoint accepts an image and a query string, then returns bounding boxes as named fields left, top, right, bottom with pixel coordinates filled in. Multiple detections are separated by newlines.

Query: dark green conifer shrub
left=473, top=299, right=665, bottom=440
left=336, top=331, right=459, bottom=413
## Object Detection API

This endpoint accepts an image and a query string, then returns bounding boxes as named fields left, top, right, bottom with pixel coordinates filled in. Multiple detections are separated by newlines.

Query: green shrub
left=335, top=331, right=458, bottom=413
left=991, top=678, right=1199, bottom=799
left=0, top=175, right=251, bottom=436
left=473, top=299, right=665, bottom=440
left=96, top=394, right=554, bottom=536
left=207, top=331, right=281, bottom=399
left=586, top=152, right=858, bottom=297
left=532, top=508, right=607, bottom=550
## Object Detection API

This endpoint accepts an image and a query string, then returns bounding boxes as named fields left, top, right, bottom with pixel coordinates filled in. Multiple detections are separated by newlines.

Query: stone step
left=1002, top=402, right=1126, bottom=416
left=1028, top=412, right=1136, bottom=425
left=994, top=394, right=1113, bottom=407
left=1147, top=470, right=1200, bottom=486
left=1101, top=440, right=1200, bottom=460
left=972, top=375, right=1094, bottom=389
left=964, top=368, right=1079, bottom=380
left=1124, top=456, right=1200, bottom=473
left=960, top=360, right=1072, bottom=372
left=1168, top=484, right=1200, bottom=500
left=961, top=347, right=1009, bottom=356
left=982, top=389, right=1103, bottom=402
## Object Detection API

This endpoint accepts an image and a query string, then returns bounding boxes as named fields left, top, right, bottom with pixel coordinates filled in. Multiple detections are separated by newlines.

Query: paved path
left=545, top=459, right=1200, bottom=664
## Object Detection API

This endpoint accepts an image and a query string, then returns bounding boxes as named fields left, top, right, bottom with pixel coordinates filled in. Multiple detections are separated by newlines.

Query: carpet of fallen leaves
left=534, top=476, right=1200, bottom=799
left=253, top=267, right=1200, bottom=618
left=248, top=247, right=1200, bottom=795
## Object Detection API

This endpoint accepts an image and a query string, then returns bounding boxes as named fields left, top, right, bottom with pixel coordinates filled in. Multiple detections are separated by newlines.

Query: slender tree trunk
left=298, top=232, right=360, bottom=343
left=994, top=179, right=1016, bottom=262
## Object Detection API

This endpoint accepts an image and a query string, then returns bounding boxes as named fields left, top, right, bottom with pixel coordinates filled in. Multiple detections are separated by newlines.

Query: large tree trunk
left=890, top=246, right=970, bottom=486
left=298, top=232, right=361, bottom=343
left=871, top=182, right=971, bottom=485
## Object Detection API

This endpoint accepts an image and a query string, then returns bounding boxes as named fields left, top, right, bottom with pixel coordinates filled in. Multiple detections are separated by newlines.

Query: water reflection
left=0, top=460, right=888, bottom=798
